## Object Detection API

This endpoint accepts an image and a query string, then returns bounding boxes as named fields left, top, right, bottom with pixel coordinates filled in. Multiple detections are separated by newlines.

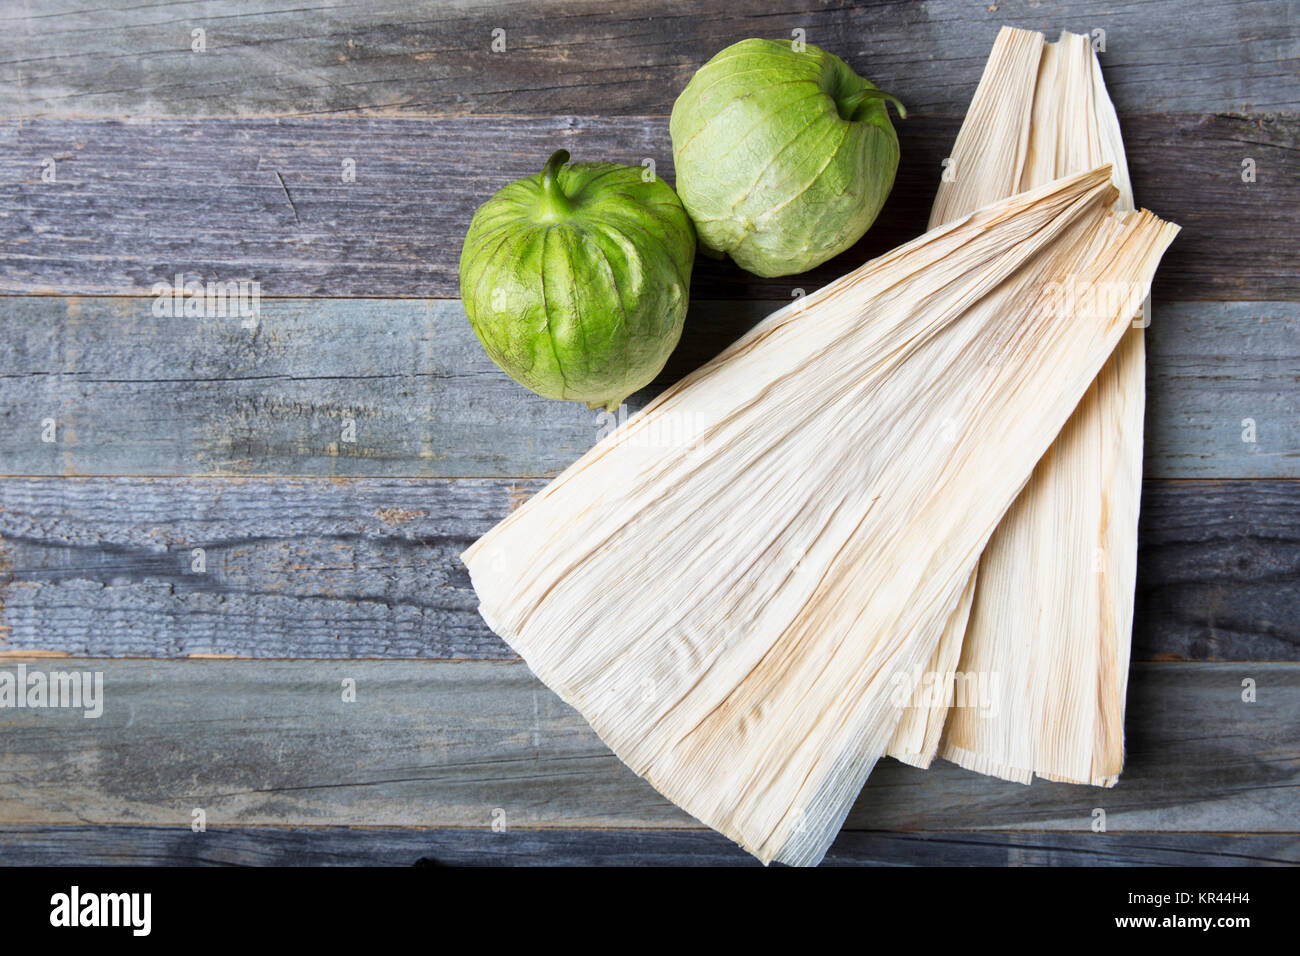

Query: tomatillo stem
left=841, top=87, right=907, bottom=121
left=539, top=149, right=575, bottom=219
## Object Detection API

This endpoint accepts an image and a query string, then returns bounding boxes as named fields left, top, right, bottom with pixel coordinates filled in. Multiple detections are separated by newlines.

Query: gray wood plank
left=1146, top=302, right=1300, bottom=480
left=3, top=0, right=1295, bottom=118
left=1, top=298, right=1294, bottom=479
left=1, top=114, right=1294, bottom=301
left=0, top=825, right=1293, bottom=867
left=0, top=478, right=1295, bottom=661
left=0, top=297, right=605, bottom=479
left=1136, top=480, right=1300, bottom=662
left=0, top=476, right=531, bottom=660
left=0, top=660, right=1293, bottom=832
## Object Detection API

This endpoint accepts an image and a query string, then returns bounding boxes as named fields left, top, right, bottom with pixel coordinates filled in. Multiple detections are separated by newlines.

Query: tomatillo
left=670, top=38, right=904, bottom=277
left=459, top=149, right=696, bottom=411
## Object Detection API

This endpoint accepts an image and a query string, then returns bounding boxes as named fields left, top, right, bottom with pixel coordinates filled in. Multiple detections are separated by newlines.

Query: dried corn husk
left=464, top=166, right=1178, bottom=865
left=885, top=27, right=1144, bottom=787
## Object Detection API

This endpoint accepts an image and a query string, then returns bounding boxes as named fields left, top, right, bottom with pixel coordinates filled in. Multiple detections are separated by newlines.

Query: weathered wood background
left=0, top=0, right=1296, bottom=866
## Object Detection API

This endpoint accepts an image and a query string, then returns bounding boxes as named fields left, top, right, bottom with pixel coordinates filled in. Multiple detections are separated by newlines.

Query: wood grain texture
left=0, top=297, right=605, bottom=479
left=1, top=298, right=1294, bottom=479
left=4, top=0, right=1295, bottom=118
left=0, top=826, right=1293, bottom=867
left=0, top=478, right=1295, bottom=661
left=0, top=476, right=529, bottom=660
left=1135, top=481, right=1300, bottom=662
left=0, top=659, right=1293, bottom=832
left=1, top=114, right=1294, bottom=301
left=1145, top=302, right=1300, bottom=479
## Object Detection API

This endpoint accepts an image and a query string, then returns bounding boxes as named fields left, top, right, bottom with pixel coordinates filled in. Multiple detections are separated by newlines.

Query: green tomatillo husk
left=459, top=149, right=696, bottom=411
left=670, top=38, right=904, bottom=277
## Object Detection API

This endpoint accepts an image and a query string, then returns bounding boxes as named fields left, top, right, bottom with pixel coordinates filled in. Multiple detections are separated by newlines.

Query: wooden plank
left=0, top=826, right=1293, bottom=867
left=0, top=660, right=1293, bottom=832
left=1145, top=302, right=1300, bottom=480
left=0, top=298, right=1294, bottom=479
left=4, top=0, right=1295, bottom=118
left=1, top=114, right=1294, bottom=301
left=0, top=297, right=605, bottom=479
left=1136, top=481, right=1300, bottom=662
left=0, top=478, right=1295, bottom=661
left=0, top=476, right=529, bottom=661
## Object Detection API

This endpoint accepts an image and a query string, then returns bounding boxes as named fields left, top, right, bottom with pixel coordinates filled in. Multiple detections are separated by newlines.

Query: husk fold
left=886, top=27, right=1145, bottom=788
left=464, top=164, right=1178, bottom=865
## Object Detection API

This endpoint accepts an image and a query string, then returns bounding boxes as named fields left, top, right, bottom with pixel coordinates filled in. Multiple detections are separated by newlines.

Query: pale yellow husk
left=464, top=165, right=1178, bottom=865
left=885, top=27, right=1144, bottom=787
